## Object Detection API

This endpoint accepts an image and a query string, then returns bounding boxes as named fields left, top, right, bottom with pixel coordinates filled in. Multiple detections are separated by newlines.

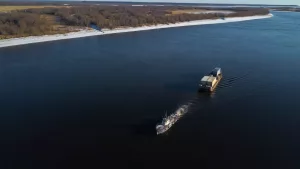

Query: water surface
left=1, top=12, right=300, bottom=169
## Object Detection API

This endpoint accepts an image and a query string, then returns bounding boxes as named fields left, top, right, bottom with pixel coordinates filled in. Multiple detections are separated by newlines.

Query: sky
left=71, top=0, right=299, bottom=5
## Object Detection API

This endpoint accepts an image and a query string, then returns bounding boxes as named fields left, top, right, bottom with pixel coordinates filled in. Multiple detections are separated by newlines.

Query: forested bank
left=0, top=5, right=269, bottom=39
left=270, top=7, right=300, bottom=12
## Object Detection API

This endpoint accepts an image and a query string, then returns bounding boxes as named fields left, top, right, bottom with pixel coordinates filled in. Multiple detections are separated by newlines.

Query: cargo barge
left=199, top=67, right=222, bottom=92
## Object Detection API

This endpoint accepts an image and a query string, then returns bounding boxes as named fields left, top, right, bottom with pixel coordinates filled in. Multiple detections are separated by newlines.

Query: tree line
left=0, top=6, right=270, bottom=38
left=270, top=7, right=300, bottom=12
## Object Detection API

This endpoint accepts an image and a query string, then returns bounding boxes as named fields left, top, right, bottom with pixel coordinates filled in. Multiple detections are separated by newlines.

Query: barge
left=199, top=67, right=222, bottom=92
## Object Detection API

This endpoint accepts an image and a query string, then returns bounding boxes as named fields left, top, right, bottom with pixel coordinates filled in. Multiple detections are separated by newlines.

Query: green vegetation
left=270, top=7, right=300, bottom=12
left=0, top=5, right=270, bottom=39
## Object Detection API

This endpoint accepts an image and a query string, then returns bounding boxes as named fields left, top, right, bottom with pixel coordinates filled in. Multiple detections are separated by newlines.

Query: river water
left=1, top=12, right=300, bottom=169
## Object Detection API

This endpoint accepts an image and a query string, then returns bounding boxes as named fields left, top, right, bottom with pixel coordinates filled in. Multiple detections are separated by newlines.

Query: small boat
left=199, top=67, right=222, bottom=92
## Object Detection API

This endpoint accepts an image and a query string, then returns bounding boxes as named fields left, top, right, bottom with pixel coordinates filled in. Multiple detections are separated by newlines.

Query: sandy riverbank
left=0, top=14, right=273, bottom=48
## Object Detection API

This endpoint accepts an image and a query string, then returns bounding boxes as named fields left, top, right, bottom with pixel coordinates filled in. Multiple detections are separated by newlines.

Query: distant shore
left=0, top=14, right=273, bottom=49
left=271, top=10, right=298, bottom=13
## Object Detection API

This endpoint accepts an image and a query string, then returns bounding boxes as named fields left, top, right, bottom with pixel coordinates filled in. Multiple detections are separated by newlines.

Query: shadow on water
left=129, top=118, right=159, bottom=137
left=197, top=89, right=217, bottom=98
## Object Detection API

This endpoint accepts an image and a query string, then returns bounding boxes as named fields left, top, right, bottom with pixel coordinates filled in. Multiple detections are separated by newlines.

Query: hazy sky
left=72, top=0, right=299, bottom=5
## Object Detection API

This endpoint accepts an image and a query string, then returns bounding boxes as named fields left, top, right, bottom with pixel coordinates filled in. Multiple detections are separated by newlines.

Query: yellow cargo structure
left=199, top=67, right=222, bottom=92
left=201, top=76, right=217, bottom=87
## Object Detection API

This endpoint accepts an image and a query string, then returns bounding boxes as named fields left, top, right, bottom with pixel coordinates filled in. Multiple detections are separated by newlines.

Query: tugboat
left=199, top=67, right=222, bottom=92
left=156, top=105, right=189, bottom=135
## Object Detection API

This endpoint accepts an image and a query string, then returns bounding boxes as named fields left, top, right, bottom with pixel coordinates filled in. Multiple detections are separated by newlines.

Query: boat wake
left=217, top=72, right=250, bottom=89
left=156, top=103, right=192, bottom=135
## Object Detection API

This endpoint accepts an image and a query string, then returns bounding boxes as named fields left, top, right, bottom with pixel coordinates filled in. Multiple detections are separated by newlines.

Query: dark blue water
left=1, top=12, right=300, bottom=169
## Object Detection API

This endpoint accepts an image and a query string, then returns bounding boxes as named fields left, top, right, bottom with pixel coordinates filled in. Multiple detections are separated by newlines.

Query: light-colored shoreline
left=0, top=14, right=273, bottom=48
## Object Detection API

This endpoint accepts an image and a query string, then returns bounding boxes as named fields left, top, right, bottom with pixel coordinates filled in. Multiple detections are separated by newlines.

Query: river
left=0, top=12, right=300, bottom=169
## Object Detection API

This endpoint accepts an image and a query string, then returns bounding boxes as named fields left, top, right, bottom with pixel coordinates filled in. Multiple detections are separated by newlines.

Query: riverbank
left=0, top=14, right=273, bottom=48
left=271, top=10, right=298, bottom=13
